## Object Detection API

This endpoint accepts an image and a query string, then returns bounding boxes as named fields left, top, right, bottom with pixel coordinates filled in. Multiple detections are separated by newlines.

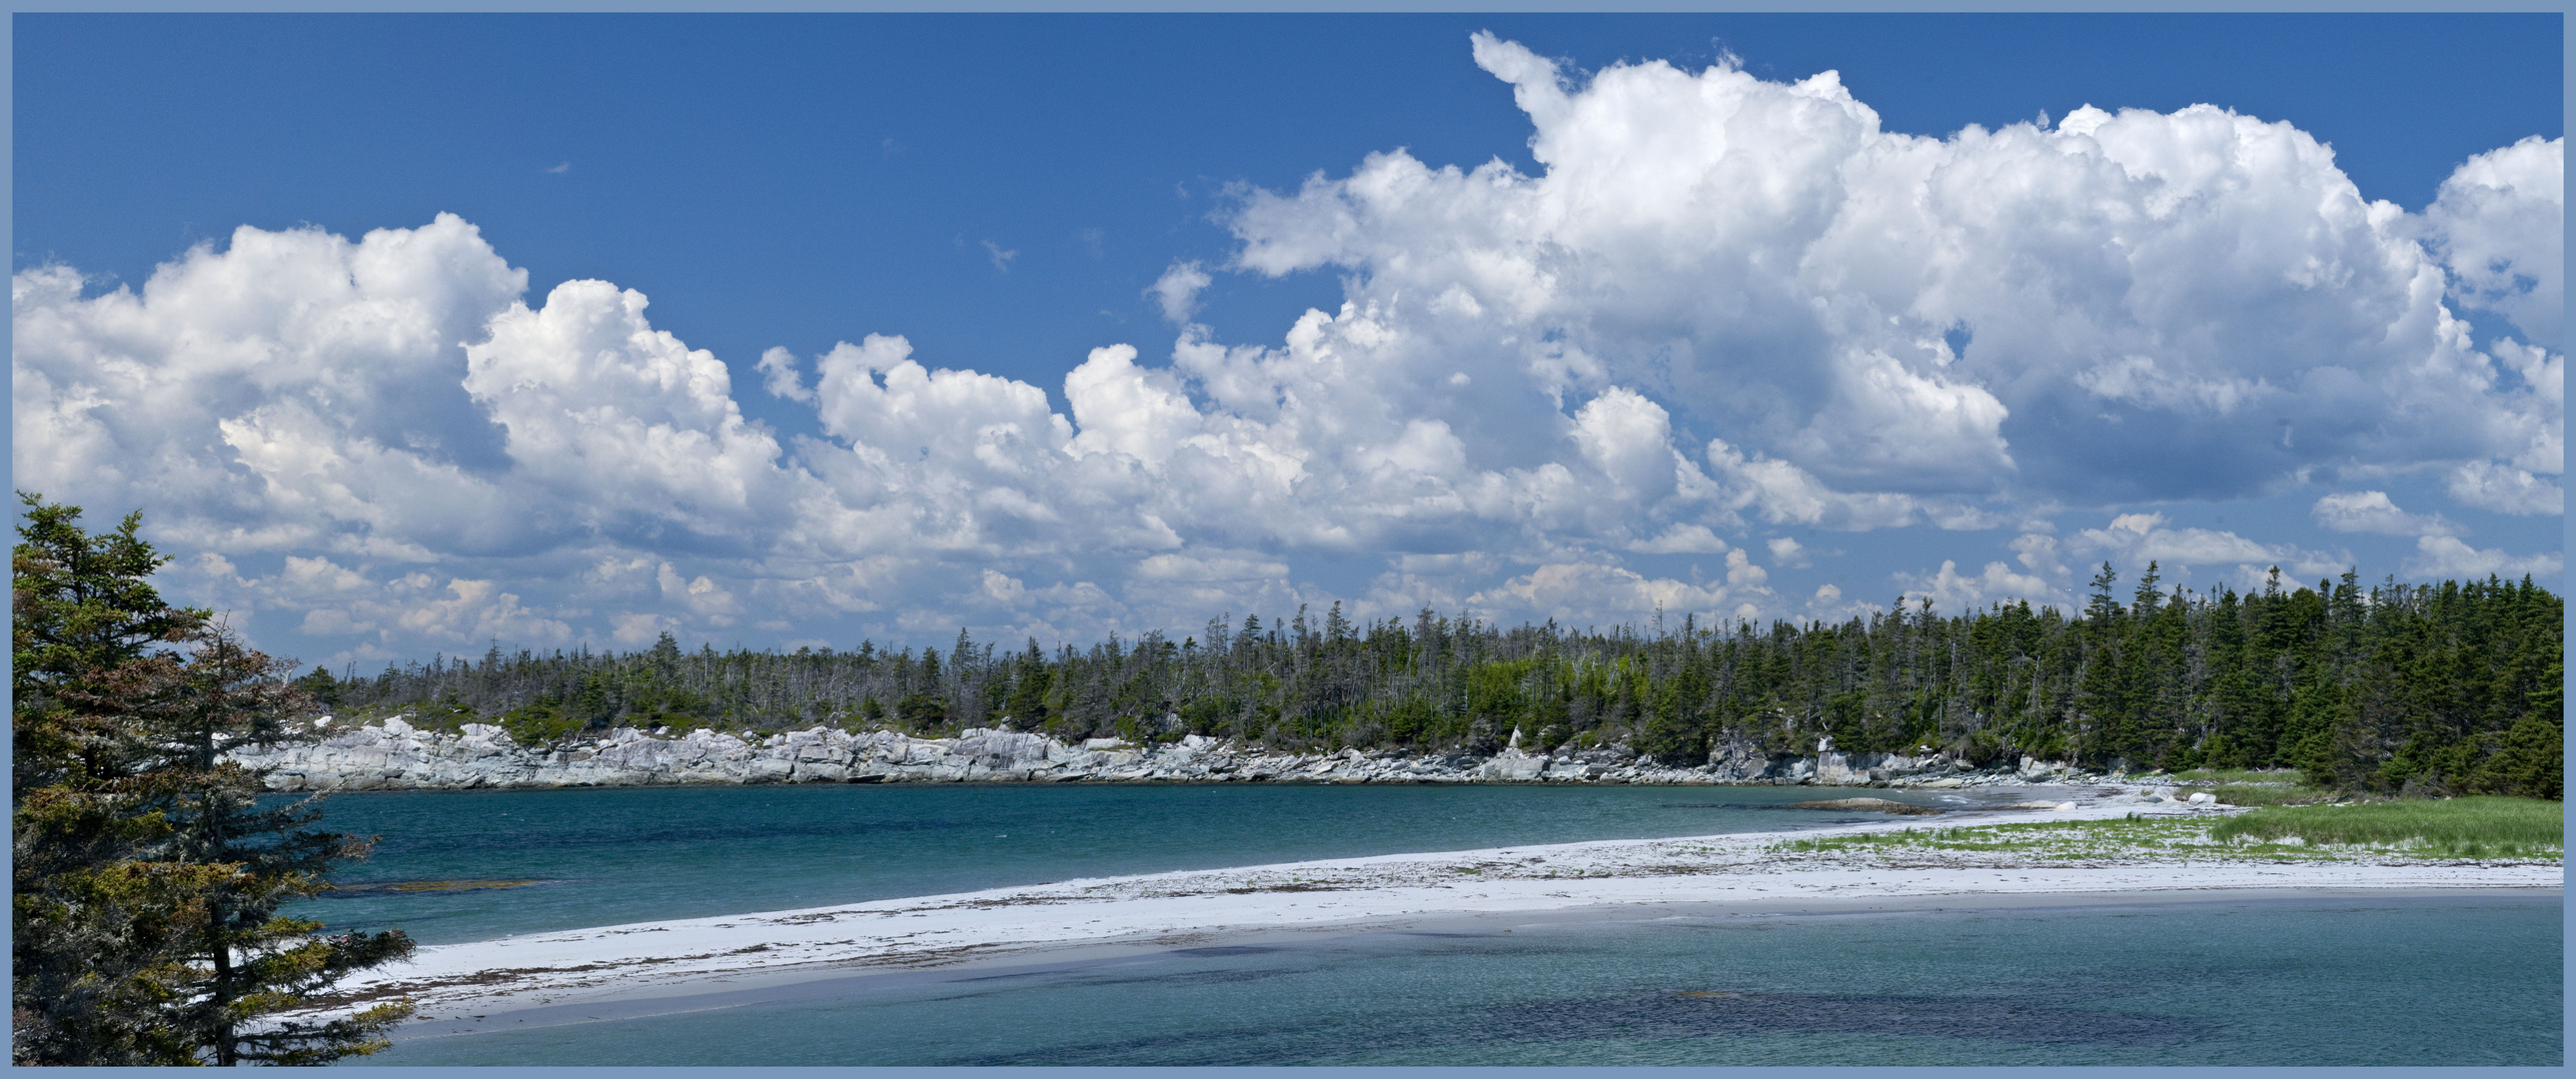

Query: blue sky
left=12, top=14, right=2565, bottom=665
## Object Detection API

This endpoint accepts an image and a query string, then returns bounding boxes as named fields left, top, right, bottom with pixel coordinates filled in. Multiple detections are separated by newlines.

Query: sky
left=11, top=13, right=2565, bottom=670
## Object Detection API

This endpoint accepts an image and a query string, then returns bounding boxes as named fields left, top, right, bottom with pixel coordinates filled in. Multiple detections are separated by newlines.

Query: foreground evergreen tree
left=12, top=496, right=413, bottom=1065
left=13, top=495, right=215, bottom=1064
left=146, top=624, right=419, bottom=1064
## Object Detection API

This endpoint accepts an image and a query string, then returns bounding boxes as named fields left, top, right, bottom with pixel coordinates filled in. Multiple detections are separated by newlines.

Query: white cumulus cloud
left=2311, top=491, right=2457, bottom=537
left=2447, top=459, right=2564, bottom=516
left=1221, top=33, right=2560, bottom=511
left=2404, top=536, right=2563, bottom=581
left=12, top=34, right=2561, bottom=661
left=2068, top=513, right=2349, bottom=580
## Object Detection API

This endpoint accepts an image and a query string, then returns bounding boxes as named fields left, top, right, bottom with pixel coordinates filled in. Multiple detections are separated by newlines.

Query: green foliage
left=500, top=700, right=584, bottom=750
left=1770, top=809, right=2560, bottom=864
left=2173, top=767, right=2307, bottom=785
left=896, top=692, right=949, bottom=732
left=316, top=569, right=2557, bottom=799
left=13, top=497, right=411, bottom=1065
left=2211, top=796, right=2566, bottom=854
left=2206, top=783, right=2336, bottom=807
left=293, top=665, right=344, bottom=708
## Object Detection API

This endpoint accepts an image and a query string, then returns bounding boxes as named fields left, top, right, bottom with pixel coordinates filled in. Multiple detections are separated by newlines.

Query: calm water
left=372, top=893, right=2563, bottom=1067
left=291, top=782, right=1996, bottom=944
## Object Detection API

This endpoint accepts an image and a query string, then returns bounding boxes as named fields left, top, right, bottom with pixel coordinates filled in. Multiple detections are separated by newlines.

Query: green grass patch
left=1771, top=816, right=2294, bottom=861
left=2207, top=783, right=2337, bottom=806
left=1769, top=806, right=2561, bottom=864
left=2168, top=766, right=2334, bottom=807
left=2173, top=767, right=2307, bottom=786
left=2211, top=797, right=2565, bottom=859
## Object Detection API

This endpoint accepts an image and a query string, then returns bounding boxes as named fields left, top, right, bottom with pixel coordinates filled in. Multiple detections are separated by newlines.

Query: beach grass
left=1770, top=804, right=2562, bottom=864
left=2206, top=783, right=2338, bottom=806
left=2211, top=796, right=2565, bottom=858
left=1771, top=815, right=2328, bottom=862
left=2173, top=767, right=2308, bottom=786
left=2165, top=766, right=2337, bottom=807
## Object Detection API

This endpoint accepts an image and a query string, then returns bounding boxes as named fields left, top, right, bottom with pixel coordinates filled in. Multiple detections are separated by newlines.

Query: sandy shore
left=308, top=799, right=2560, bottom=1033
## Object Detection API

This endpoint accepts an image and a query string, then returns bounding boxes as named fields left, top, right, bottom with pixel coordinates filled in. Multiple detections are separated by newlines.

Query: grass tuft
left=2174, top=767, right=2308, bottom=786
left=1768, top=801, right=2562, bottom=865
left=2207, top=783, right=2337, bottom=807
left=2210, top=796, right=2564, bottom=857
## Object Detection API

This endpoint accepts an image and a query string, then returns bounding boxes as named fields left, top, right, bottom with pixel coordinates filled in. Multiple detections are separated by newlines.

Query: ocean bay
left=294, top=781, right=1992, bottom=945
left=368, top=890, right=2563, bottom=1067
left=294, top=783, right=2564, bottom=1068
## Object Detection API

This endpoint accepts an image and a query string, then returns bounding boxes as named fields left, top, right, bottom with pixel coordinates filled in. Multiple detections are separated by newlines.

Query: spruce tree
left=144, top=624, right=418, bottom=1065
left=13, top=494, right=216, bottom=1064
left=12, top=496, right=414, bottom=1065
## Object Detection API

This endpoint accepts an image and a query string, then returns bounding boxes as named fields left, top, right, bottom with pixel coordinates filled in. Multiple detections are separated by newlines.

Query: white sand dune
left=310, top=800, right=2560, bottom=1029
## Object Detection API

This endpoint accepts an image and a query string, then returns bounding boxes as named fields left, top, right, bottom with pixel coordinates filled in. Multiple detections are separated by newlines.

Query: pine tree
left=13, top=494, right=216, bottom=1064
left=147, top=624, right=418, bottom=1064
left=12, top=496, right=414, bottom=1065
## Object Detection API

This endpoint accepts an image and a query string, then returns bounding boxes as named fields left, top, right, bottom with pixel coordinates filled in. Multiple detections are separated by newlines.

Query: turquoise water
left=292, top=782, right=1986, bottom=944
left=372, top=893, right=2562, bottom=1066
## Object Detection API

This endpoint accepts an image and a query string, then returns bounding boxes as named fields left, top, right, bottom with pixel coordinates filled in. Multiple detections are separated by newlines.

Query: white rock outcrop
left=227, top=717, right=2118, bottom=791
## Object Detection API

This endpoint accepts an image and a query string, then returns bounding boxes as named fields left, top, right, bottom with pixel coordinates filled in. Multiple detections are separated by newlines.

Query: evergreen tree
left=149, top=625, right=418, bottom=1064
left=12, top=497, right=414, bottom=1065
left=14, top=494, right=216, bottom=1064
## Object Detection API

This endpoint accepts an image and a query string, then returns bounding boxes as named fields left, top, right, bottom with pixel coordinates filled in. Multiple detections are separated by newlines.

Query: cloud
left=1133, top=551, right=1290, bottom=582
left=11, top=34, right=2561, bottom=662
left=545, top=162, right=571, bottom=175
left=1466, top=560, right=1754, bottom=626
left=1223, top=33, right=2560, bottom=509
left=12, top=214, right=532, bottom=559
left=755, top=346, right=815, bottom=403
left=463, top=279, right=799, bottom=550
left=1897, top=558, right=2065, bottom=614
left=981, top=240, right=1018, bottom=274
left=1633, top=524, right=1729, bottom=554
left=2009, top=532, right=2069, bottom=577
left=2310, top=491, right=2457, bottom=537
left=1150, top=261, right=1212, bottom=324
left=2425, top=136, right=2562, bottom=349
left=2067, top=513, right=2348, bottom=579
left=2447, top=459, right=2564, bottom=516
left=2403, top=536, right=2563, bottom=581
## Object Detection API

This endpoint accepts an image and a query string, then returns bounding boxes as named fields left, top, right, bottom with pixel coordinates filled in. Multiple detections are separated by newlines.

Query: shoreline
left=234, top=717, right=2124, bottom=792
left=298, top=798, right=2563, bottom=1037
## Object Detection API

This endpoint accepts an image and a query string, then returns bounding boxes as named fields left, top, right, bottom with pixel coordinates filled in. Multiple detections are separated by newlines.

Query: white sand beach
left=309, top=798, right=2560, bottom=1032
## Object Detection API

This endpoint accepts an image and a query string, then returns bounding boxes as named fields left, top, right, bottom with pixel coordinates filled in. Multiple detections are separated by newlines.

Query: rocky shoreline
left=233, top=717, right=2126, bottom=793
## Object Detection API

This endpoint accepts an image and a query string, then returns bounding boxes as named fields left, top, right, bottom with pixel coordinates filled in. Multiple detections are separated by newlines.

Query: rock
left=1788, top=797, right=1943, bottom=815
left=228, top=717, right=2132, bottom=793
left=1479, top=748, right=1548, bottom=781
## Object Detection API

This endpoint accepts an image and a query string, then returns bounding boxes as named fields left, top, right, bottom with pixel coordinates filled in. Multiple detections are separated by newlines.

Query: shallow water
left=290, top=781, right=1993, bottom=944
left=369, top=893, right=2562, bottom=1066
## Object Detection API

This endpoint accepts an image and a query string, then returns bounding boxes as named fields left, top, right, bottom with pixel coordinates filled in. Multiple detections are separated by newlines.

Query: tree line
left=324, top=563, right=2561, bottom=799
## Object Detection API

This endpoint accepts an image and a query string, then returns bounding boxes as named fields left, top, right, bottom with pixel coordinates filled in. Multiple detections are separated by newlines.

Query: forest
left=311, top=564, right=2562, bottom=800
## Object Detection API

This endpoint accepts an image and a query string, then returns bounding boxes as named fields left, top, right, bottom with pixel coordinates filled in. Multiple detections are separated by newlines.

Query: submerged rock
left=1788, top=797, right=1946, bottom=815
